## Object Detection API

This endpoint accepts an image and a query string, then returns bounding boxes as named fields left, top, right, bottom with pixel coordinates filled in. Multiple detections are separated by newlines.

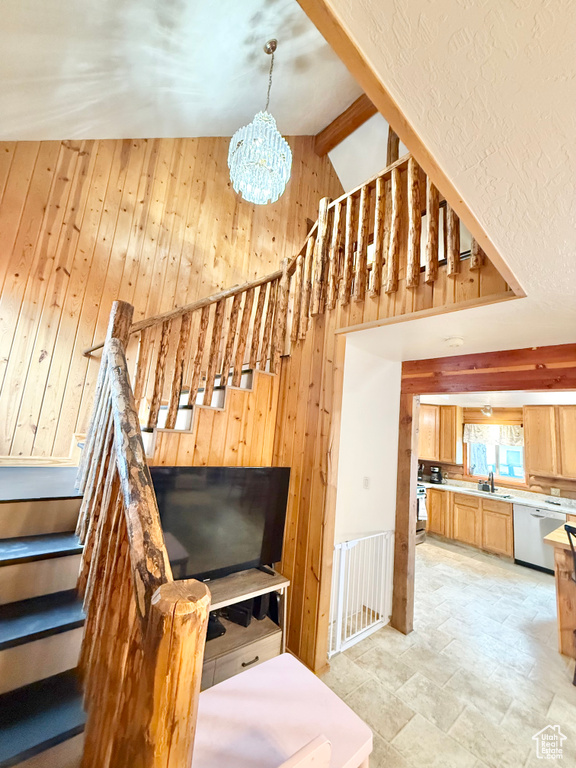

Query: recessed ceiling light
left=445, top=336, right=464, bottom=348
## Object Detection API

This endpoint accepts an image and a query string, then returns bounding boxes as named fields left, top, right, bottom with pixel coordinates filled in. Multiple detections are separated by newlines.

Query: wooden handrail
left=106, top=338, right=173, bottom=621
left=84, top=273, right=283, bottom=356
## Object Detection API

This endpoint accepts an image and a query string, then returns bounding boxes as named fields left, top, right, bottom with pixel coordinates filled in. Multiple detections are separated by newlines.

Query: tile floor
left=321, top=538, right=576, bottom=768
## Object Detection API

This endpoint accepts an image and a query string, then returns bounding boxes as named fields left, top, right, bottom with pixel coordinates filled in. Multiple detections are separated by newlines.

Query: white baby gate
left=328, top=531, right=394, bottom=658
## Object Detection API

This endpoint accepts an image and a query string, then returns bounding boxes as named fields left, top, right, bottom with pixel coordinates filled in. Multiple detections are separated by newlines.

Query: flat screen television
left=150, top=466, right=290, bottom=582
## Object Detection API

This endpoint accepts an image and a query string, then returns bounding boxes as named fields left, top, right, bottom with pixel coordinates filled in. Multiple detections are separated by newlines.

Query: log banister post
left=406, top=157, right=422, bottom=289
left=134, top=580, right=211, bottom=768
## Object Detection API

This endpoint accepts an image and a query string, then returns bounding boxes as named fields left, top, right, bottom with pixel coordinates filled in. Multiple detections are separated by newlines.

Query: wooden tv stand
left=201, top=568, right=290, bottom=691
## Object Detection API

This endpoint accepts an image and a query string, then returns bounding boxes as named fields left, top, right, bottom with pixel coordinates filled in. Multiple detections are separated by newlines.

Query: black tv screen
left=150, top=466, right=290, bottom=582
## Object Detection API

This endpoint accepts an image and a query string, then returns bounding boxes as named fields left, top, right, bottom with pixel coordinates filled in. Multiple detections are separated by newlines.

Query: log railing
left=83, top=153, right=488, bottom=437
left=76, top=300, right=210, bottom=768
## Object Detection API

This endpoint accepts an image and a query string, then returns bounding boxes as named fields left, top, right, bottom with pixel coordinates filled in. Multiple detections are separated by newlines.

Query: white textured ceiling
left=0, top=0, right=361, bottom=140
left=326, top=0, right=576, bottom=359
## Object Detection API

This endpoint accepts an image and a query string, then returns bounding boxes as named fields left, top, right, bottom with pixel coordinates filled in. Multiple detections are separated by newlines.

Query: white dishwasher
left=513, top=504, right=566, bottom=573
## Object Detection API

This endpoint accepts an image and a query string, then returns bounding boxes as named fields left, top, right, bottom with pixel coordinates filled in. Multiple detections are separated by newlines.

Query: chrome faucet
left=488, top=471, right=495, bottom=493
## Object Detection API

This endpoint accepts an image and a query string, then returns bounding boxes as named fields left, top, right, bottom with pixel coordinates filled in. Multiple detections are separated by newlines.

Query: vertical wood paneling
left=0, top=137, right=343, bottom=457
left=149, top=371, right=280, bottom=468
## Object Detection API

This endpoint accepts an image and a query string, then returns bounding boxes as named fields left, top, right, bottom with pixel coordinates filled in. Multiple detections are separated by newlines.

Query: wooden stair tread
left=0, top=533, right=82, bottom=567
left=0, top=590, right=84, bottom=651
left=0, top=669, right=85, bottom=768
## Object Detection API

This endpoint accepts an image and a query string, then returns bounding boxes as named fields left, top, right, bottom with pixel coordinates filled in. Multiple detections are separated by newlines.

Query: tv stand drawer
left=213, top=630, right=281, bottom=685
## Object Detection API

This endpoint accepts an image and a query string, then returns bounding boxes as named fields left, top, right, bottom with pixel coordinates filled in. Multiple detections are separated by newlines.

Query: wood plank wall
left=274, top=245, right=511, bottom=672
left=150, top=371, right=279, bottom=467
left=0, top=137, right=343, bottom=459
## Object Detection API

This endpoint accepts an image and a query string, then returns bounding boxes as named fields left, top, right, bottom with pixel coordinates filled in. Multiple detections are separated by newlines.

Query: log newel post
left=135, top=580, right=211, bottom=768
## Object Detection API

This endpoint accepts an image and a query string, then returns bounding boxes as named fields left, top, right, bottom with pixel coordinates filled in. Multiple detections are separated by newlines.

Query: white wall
left=328, top=113, right=409, bottom=192
left=334, top=339, right=402, bottom=543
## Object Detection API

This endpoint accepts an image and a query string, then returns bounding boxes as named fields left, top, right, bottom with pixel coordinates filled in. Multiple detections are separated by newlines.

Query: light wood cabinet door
left=419, top=404, right=440, bottom=461
left=558, top=406, right=576, bottom=479
left=439, top=406, right=463, bottom=465
left=524, top=406, right=558, bottom=477
left=427, top=488, right=448, bottom=537
left=452, top=494, right=481, bottom=547
left=481, top=499, right=513, bottom=557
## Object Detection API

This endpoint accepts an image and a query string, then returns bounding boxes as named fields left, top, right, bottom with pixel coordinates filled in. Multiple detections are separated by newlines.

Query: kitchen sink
left=476, top=489, right=513, bottom=499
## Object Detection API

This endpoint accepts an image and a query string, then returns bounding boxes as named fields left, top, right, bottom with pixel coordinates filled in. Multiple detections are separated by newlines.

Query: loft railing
left=76, top=300, right=210, bottom=768
left=82, top=153, right=488, bottom=437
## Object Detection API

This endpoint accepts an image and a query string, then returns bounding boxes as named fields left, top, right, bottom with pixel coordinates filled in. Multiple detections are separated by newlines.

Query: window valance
left=463, top=423, right=524, bottom=447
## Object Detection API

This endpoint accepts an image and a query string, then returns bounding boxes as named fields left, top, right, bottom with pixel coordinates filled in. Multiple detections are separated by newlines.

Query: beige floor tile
left=487, top=663, right=554, bottom=717
left=444, top=667, right=512, bottom=725
left=399, top=642, right=461, bottom=686
left=370, top=734, right=413, bottom=768
left=318, top=652, right=371, bottom=700
left=370, top=625, right=417, bottom=655
left=449, top=706, right=530, bottom=768
left=501, top=701, right=559, bottom=751
left=392, top=713, right=477, bottom=768
left=396, top=671, right=465, bottom=732
left=354, top=644, right=417, bottom=692
left=344, top=679, right=415, bottom=742
left=439, top=639, right=501, bottom=679
left=547, top=692, right=576, bottom=741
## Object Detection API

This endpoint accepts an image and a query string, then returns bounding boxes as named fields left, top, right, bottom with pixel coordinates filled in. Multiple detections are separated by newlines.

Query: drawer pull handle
left=241, top=656, right=260, bottom=668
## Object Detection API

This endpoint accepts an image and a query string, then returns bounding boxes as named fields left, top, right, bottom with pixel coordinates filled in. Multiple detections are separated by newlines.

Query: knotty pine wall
left=149, top=371, right=279, bottom=468
left=0, top=137, right=343, bottom=459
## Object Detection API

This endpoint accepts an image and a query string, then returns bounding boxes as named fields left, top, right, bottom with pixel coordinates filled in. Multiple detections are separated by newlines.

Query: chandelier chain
left=265, top=52, right=274, bottom=113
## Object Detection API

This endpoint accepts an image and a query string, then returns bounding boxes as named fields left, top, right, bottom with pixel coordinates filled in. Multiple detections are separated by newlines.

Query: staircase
left=0, top=468, right=84, bottom=768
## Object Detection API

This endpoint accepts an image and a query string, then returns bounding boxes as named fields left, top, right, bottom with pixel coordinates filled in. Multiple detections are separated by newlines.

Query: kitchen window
left=464, top=424, right=525, bottom=482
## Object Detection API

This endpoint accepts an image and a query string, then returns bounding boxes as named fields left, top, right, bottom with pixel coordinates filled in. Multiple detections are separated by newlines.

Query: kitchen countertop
left=544, top=524, right=571, bottom=551
left=420, top=481, right=576, bottom=517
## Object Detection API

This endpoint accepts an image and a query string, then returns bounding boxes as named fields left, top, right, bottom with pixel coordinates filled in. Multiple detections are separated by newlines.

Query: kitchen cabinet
left=439, top=406, right=463, bottom=465
left=524, top=406, right=558, bottom=477
left=481, top=498, right=513, bottom=557
left=426, top=487, right=514, bottom=558
left=558, top=406, right=576, bottom=479
left=452, top=493, right=481, bottom=547
left=524, top=405, right=576, bottom=480
left=419, top=405, right=463, bottom=464
left=427, top=488, right=449, bottom=537
left=419, top=405, right=439, bottom=461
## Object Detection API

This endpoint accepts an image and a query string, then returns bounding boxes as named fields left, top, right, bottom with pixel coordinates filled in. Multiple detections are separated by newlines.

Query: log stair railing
left=84, top=153, right=489, bottom=441
left=76, top=300, right=210, bottom=768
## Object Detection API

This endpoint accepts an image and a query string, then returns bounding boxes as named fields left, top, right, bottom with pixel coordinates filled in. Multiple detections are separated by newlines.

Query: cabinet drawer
left=482, top=498, right=512, bottom=515
left=201, top=660, right=215, bottom=691
left=213, top=631, right=281, bottom=685
left=453, top=493, right=479, bottom=509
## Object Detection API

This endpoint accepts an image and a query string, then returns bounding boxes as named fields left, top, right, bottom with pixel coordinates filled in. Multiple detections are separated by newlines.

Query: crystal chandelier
left=228, top=40, right=292, bottom=205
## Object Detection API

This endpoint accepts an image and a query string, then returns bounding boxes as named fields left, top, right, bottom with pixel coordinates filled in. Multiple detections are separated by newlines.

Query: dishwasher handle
left=530, top=512, right=546, bottom=519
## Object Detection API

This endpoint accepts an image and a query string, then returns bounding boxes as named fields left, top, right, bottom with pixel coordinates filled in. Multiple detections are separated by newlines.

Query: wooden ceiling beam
left=314, top=94, right=377, bottom=156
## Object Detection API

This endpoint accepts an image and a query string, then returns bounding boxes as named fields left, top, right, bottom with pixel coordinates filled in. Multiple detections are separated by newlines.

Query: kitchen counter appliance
left=429, top=466, right=443, bottom=484
left=513, top=504, right=566, bottom=574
